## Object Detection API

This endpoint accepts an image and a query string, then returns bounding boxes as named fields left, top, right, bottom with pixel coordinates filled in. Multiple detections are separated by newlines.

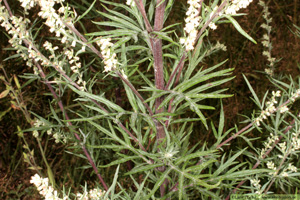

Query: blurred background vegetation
left=0, top=0, right=299, bottom=199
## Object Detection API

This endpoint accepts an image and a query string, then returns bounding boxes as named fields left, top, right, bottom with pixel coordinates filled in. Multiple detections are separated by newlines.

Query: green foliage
left=1, top=0, right=300, bottom=199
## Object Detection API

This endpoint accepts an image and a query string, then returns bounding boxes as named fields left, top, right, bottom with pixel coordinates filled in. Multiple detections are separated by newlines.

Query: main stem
left=153, top=0, right=166, bottom=145
left=152, top=0, right=168, bottom=197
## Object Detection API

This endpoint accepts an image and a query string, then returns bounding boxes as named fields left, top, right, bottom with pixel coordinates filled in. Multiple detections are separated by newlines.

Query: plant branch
left=217, top=123, right=254, bottom=149
left=64, top=22, right=155, bottom=151
left=193, top=0, right=228, bottom=54
left=133, top=0, right=153, bottom=33
left=33, top=59, right=109, bottom=190
left=24, top=14, right=148, bottom=153
left=65, top=22, right=154, bottom=117
left=217, top=100, right=291, bottom=149
left=164, top=53, right=186, bottom=127
left=225, top=115, right=297, bottom=199
left=165, top=53, right=186, bottom=90
left=2, top=0, right=149, bottom=189
left=3, top=0, right=108, bottom=189
left=116, top=71, right=153, bottom=116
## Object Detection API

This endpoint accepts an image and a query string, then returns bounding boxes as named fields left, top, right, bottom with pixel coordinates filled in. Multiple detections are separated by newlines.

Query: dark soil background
left=0, top=0, right=300, bottom=199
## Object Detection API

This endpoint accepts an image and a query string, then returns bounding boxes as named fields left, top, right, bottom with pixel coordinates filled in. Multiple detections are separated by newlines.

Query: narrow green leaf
left=144, top=90, right=169, bottom=103
left=75, top=0, right=96, bottom=23
left=176, top=63, right=232, bottom=92
left=92, top=21, right=129, bottom=30
left=144, top=167, right=172, bottom=199
left=125, top=163, right=164, bottom=176
left=85, top=29, right=137, bottom=38
left=186, top=76, right=235, bottom=95
left=175, top=150, right=216, bottom=165
left=125, top=45, right=148, bottom=52
left=178, top=173, right=184, bottom=200
left=123, top=83, right=138, bottom=112
left=151, top=31, right=180, bottom=46
left=226, top=15, right=257, bottom=44
left=173, top=165, right=220, bottom=189
left=88, top=144, right=126, bottom=150
left=84, top=105, right=108, bottom=115
left=218, top=101, right=224, bottom=137
left=184, top=159, right=217, bottom=172
left=97, top=10, right=141, bottom=32
left=190, top=102, right=208, bottom=129
left=69, top=86, right=124, bottom=112
left=213, top=148, right=246, bottom=177
left=101, top=4, right=138, bottom=26
left=186, top=93, right=233, bottom=99
left=181, top=171, right=220, bottom=189
left=87, top=120, right=124, bottom=144
left=133, top=172, right=150, bottom=200
left=99, top=156, right=140, bottom=168
left=157, top=92, right=177, bottom=110
left=219, top=169, right=271, bottom=179
left=243, top=74, right=262, bottom=108
left=47, top=166, right=55, bottom=186
left=101, top=0, right=145, bottom=29
left=104, top=165, right=120, bottom=200
left=163, top=53, right=178, bottom=59
left=170, top=118, right=201, bottom=124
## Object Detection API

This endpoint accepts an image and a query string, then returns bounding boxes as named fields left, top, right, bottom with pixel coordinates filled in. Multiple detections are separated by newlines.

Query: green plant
left=0, top=0, right=300, bottom=199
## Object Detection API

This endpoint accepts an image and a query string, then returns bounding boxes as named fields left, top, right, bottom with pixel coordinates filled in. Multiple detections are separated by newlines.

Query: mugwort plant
left=0, top=0, right=299, bottom=199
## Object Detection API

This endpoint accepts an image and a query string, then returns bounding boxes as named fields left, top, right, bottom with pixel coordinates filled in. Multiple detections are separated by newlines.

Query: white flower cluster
left=291, top=132, right=300, bottom=152
left=287, top=163, right=298, bottom=172
left=17, top=0, right=69, bottom=38
left=19, top=0, right=36, bottom=14
left=22, top=0, right=67, bottom=36
left=163, top=149, right=179, bottom=160
left=41, top=41, right=65, bottom=72
left=1, top=0, right=86, bottom=87
left=180, top=0, right=254, bottom=49
left=96, top=37, right=118, bottom=72
left=262, top=131, right=299, bottom=177
left=266, top=161, right=277, bottom=175
left=255, top=90, right=282, bottom=126
left=180, top=0, right=201, bottom=51
left=32, top=118, right=67, bottom=143
left=0, top=6, right=64, bottom=76
left=290, top=89, right=300, bottom=102
left=126, top=0, right=135, bottom=7
left=259, top=0, right=276, bottom=76
left=208, top=6, right=219, bottom=30
left=25, top=0, right=85, bottom=87
left=30, top=174, right=62, bottom=200
left=276, top=131, right=300, bottom=177
left=0, top=5, right=37, bottom=68
left=278, top=141, right=286, bottom=152
left=279, top=163, right=298, bottom=177
left=224, top=0, right=253, bottom=15
left=250, top=178, right=262, bottom=194
left=63, top=48, right=86, bottom=86
left=32, top=119, right=47, bottom=138
left=206, top=41, right=227, bottom=56
left=260, top=132, right=279, bottom=158
left=43, top=41, right=59, bottom=56
left=261, top=38, right=275, bottom=68
left=30, top=174, right=107, bottom=200
left=76, top=188, right=107, bottom=200
left=279, top=105, right=288, bottom=113
left=208, top=0, right=254, bottom=30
